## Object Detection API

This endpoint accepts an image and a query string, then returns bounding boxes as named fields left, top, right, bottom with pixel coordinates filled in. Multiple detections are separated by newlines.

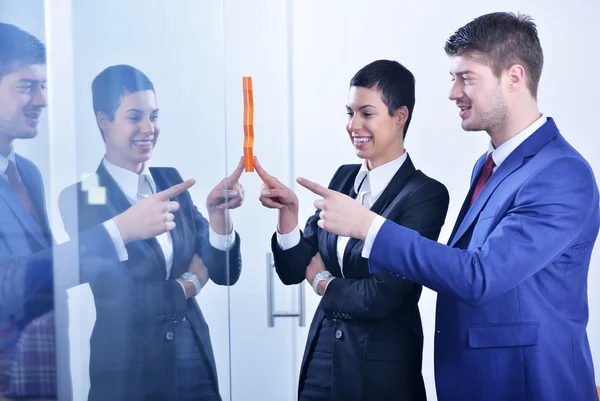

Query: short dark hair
left=92, top=65, right=155, bottom=139
left=350, top=60, right=415, bottom=138
left=0, top=23, right=46, bottom=80
left=444, top=12, right=544, bottom=99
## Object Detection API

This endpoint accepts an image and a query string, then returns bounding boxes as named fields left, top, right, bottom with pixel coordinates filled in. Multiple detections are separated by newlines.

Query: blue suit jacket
left=369, top=118, right=599, bottom=401
left=0, top=154, right=119, bottom=352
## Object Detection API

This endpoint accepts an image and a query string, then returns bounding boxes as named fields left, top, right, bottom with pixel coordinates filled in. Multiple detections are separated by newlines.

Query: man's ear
left=506, top=64, right=526, bottom=93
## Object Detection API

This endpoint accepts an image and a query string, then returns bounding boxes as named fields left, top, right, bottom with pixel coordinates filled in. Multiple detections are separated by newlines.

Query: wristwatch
left=181, top=272, right=202, bottom=296
left=312, top=270, right=333, bottom=295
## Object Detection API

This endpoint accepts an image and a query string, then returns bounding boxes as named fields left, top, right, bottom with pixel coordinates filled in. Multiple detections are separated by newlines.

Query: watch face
left=182, top=272, right=193, bottom=280
left=317, top=270, right=331, bottom=280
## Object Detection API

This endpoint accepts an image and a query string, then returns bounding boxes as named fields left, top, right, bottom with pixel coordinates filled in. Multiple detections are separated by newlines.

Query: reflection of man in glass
left=0, top=22, right=53, bottom=400
left=0, top=24, right=197, bottom=400
left=58, top=64, right=244, bottom=401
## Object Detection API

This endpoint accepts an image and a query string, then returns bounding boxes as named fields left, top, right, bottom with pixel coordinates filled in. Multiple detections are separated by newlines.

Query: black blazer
left=272, top=155, right=449, bottom=401
left=59, top=162, right=242, bottom=401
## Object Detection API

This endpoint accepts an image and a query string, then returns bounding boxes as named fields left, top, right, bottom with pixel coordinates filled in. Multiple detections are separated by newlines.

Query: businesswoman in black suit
left=59, top=65, right=243, bottom=401
left=256, top=60, right=450, bottom=401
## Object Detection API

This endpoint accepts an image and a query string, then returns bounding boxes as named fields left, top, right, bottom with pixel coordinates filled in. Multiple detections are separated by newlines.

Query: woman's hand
left=177, top=254, right=209, bottom=299
left=305, top=252, right=326, bottom=285
left=188, top=254, right=209, bottom=288
left=305, top=253, right=334, bottom=295
left=206, top=156, right=245, bottom=234
left=254, top=156, right=299, bottom=234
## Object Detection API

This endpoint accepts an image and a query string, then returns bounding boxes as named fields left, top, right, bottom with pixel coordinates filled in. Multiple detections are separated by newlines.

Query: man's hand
left=296, top=177, right=377, bottom=240
left=113, top=179, right=196, bottom=244
left=206, top=156, right=245, bottom=235
left=255, top=156, right=299, bottom=234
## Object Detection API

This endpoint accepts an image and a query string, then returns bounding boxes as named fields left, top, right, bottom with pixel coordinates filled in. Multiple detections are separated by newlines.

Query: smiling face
left=99, top=90, right=159, bottom=173
left=0, top=64, right=47, bottom=155
left=448, top=54, right=509, bottom=134
left=346, top=86, right=406, bottom=170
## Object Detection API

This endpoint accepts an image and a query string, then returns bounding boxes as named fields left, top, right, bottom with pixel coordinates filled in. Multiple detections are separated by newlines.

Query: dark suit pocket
left=92, top=340, right=144, bottom=365
left=468, top=323, right=538, bottom=348
left=362, top=341, right=410, bottom=361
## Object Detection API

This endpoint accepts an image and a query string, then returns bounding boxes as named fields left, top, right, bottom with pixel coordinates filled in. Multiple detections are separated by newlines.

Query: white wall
left=290, top=1, right=600, bottom=398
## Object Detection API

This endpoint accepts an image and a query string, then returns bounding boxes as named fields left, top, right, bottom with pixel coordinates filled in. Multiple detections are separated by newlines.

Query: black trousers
left=298, top=318, right=333, bottom=401
left=174, top=317, right=220, bottom=401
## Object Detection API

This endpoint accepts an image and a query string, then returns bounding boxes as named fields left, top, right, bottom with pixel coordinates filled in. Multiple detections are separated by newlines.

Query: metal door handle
left=266, top=252, right=305, bottom=327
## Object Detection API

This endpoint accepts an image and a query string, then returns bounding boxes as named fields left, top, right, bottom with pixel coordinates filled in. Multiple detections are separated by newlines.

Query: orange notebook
left=243, top=76, right=254, bottom=172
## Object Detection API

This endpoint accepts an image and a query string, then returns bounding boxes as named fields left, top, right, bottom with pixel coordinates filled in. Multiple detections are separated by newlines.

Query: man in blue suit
left=0, top=23, right=195, bottom=399
left=298, top=12, right=599, bottom=401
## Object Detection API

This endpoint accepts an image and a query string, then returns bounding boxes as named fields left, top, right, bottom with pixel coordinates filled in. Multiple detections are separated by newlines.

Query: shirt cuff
left=276, top=225, right=301, bottom=251
left=209, top=226, right=236, bottom=251
left=103, top=219, right=128, bottom=262
left=361, top=215, right=387, bottom=259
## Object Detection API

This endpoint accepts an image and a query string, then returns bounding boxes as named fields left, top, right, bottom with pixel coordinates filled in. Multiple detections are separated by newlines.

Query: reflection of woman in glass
left=59, top=64, right=243, bottom=401
left=257, top=60, right=450, bottom=401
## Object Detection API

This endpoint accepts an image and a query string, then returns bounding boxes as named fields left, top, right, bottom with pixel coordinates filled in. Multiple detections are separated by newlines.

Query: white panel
left=222, top=0, right=299, bottom=400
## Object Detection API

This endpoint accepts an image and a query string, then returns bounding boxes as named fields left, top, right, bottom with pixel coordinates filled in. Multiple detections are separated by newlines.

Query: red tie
left=470, top=153, right=495, bottom=207
left=6, top=160, right=39, bottom=225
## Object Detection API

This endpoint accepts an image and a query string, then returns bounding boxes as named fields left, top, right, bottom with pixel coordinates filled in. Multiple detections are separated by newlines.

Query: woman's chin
left=132, top=150, right=153, bottom=162
left=354, top=148, right=371, bottom=160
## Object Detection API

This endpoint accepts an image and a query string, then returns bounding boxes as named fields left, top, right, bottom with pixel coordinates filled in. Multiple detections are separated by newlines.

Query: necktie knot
left=470, top=153, right=495, bottom=207
left=6, top=160, right=19, bottom=182
left=483, top=152, right=495, bottom=171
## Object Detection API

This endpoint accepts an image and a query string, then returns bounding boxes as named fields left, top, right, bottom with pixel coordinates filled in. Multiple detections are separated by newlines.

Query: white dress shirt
left=278, top=152, right=408, bottom=276
left=489, top=114, right=547, bottom=172
left=362, top=114, right=548, bottom=259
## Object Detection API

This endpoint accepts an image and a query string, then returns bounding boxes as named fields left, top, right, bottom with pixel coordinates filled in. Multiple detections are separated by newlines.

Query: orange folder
left=243, top=76, right=254, bottom=172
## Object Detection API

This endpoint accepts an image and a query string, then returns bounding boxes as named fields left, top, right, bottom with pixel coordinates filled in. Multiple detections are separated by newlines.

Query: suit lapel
left=449, top=118, right=560, bottom=247
left=150, top=169, right=184, bottom=279
left=325, top=167, right=358, bottom=274
left=0, top=159, right=48, bottom=248
left=342, top=155, right=417, bottom=267
left=96, top=163, right=133, bottom=214
left=447, top=155, right=486, bottom=245
left=370, top=154, right=417, bottom=216
left=96, top=163, right=166, bottom=268
left=17, top=157, right=54, bottom=246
